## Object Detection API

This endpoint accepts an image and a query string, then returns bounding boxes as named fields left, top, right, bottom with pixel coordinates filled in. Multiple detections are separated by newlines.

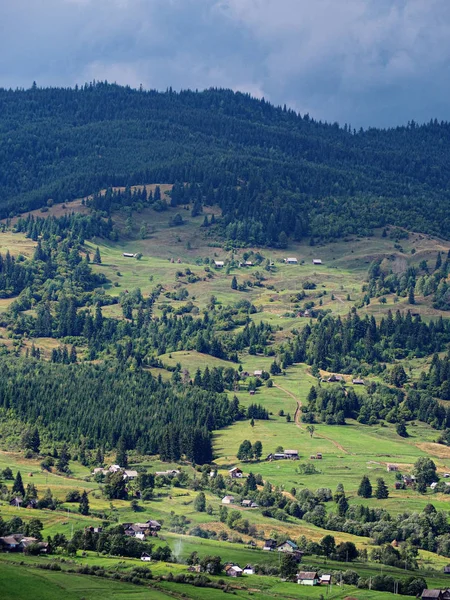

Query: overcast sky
left=1, top=0, right=450, bottom=128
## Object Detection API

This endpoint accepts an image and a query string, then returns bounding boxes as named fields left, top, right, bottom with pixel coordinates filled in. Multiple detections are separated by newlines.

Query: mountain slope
left=2, top=83, right=450, bottom=240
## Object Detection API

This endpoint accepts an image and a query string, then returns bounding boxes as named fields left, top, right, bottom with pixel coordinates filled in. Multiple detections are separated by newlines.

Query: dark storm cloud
left=1, top=0, right=450, bottom=127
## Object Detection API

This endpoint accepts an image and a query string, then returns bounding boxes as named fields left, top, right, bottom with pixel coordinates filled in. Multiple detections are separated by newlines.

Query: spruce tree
left=116, top=437, right=128, bottom=468
left=93, top=246, right=102, bottom=264
left=408, top=286, right=415, bottom=305
left=12, top=471, right=25, bottom=497
left=357, top=475, right=372, bottom=498
left=79, top=490, right=90, bottom=515
left=375, top=478, right=389, bottom=499
left=194, top=491, right=206, bottom=512
left=231, top=276, right=238, bottom=290
left=247, top=472, right=257, bottom=491
left=253, top=440, right=263, bottom=460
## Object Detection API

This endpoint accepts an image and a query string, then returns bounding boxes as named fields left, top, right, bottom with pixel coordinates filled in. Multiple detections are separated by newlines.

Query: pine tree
left=375, top=478, right=389, bottom=499
left=247, top=472, right=257, bottom=491
left=93, top=246, right=102, bottom=264
left=12, top=471, right=25, bottom=496
left=253, top=440, right=263, bottom=460
left=57, top=444, right=70, bottom=473
left=116, top=437, right=128, bottom=468
left=337, top=495, right=349, bottom=516
left=250, top=417, right=255, bottom=428
left=231, top=276, right=238, bottom=290
left=408, top=286, right=415, bottom=305
left=357, top=475, right=372, bottom=498
left=194, top=491, right=206, bottom=512
left=79, top=490, right=90, bottom=515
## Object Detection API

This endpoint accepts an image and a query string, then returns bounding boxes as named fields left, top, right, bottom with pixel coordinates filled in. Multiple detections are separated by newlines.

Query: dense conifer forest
left=2, top=83, right=450, bottom=243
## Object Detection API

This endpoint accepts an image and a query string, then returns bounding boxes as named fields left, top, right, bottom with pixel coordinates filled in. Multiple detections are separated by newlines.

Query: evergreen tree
left=115, top=437, right=128, bottom=468
left=337, top=495, right=349, bottom=516
left=93, top=247, right=102, bottom=264
left=247, top=472, right=257, bottom=491
left=194, top=491, right=206, bottom=512
left=408, top=287, right=415, bottom=305
left=79, top=490, right=90, bottom=515
left=237, top=440, right=253, bottom=461
left=12, top=471, right=25, bottom=497
left=375, top=478, right=389, bottom=499
left=56, top=444, right=70, bottom=473
left=253, top=440, right=263, bottom=460
left=357, top=475, right=372, bottom=498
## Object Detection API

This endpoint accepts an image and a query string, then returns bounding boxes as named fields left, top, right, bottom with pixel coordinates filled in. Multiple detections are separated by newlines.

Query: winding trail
left=273, top=382, right=349, bottom=454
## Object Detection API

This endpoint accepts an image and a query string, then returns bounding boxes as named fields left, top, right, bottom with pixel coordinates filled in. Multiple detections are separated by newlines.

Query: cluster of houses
left=92, top=464, right=138, bottom=480
left=0, top=534, right=48, bottom=553
left=266, top=449, right=299, bottom=461
left=123, top=519, right=161, bottom=540
left=284, top=258, right=323, bottom=265
left=323, top=374, right=365, bottom=385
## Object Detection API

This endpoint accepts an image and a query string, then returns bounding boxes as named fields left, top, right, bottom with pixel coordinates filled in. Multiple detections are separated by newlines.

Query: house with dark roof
left=421, top=591, right=450, bottom=600
left=297, top=571, right=319, bottom=586
left=263, top=539, right=277, bottom=551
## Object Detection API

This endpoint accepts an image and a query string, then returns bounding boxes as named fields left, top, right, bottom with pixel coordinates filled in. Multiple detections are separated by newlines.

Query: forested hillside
left=2, top=83, right=450, bottom=243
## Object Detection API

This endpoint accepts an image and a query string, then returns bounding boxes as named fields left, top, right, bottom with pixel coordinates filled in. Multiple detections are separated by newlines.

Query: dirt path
left=274, top=382, right=349, bottom=454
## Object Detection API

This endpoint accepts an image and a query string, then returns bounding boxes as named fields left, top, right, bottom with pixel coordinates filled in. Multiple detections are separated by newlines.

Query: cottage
left=141, top=553, right=152, bottom=562
left=0, top=534, right=47, bottom=553
left=316, top=453, right=323, bottom=460
left=123, top=253, right=136, bottom=258
left=312, top=259, right=322, bottom=265
left=241, top=499, right=252, bottom=507
left=277, top=540, right=298, bottom=553
left=273, top=453, right=286, bottom=460
left=229, top=467, right=243, bottom=478
left=214, top=260, right=225, bottom=268
left=444, top=565, right=450, bottom=574
left=352, top=378, right=365, bottom=385
left=108, top=464, right=122, bottom=473
left=9, top=497, right=23, bottom=508
left=225, top=564, right=243, bottom=577
left=297, top=571, right=319, bottom=586
left=123, top=470, right=138, bottom=480
left=263, top=539, right=277, bottom=551
left=320, top=574, right=332, bottom=585
left=285, top=257, right=298, bottom=264
left=284, top=449, right=299, bottom=459
left=422, top=591, right=450, bottom=600
left=253, top=370, right=263, bottom=377
left=222, top=495, right=235, bottom=504
left=243, top=565, right=255, bottom=575
left=387, top=464, right=399, bottom=472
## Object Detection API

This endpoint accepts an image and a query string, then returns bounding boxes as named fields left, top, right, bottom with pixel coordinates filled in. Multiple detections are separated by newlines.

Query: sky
left=1, top=0, right=450, bottom=128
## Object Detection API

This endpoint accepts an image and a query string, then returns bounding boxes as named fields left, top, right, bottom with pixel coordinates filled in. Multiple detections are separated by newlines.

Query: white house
left=297, top=571, right=319, bottom=586
left=225, top=565, right=243, bottom=577
left=123, top=470, right=138, bottom=480
left=243, top=565, right=254, bottom=575
left=285, top=257, right=298, bottom=264
left=141, top=553, right=152, bottom=562
left=123, top=253, right=136, bottom=258
left=253, top=370, right=263, bottom=377
left=214, top=260, right=225, bottom=268
left=108, top=464, right=122, bottom=473
left=320, top=574, right=332, bottom=585
left=222, top=495, right=235, bottom=504
left=312, top=259, right=322, bottom=265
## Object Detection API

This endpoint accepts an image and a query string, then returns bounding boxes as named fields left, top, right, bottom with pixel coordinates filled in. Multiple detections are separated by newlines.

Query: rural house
left=387, top=464, right=399, bottom=472
left=284, top=257, right=298, bottom=264
left=253, top=370, right=264, bottom=377
left=214, top=260, right=224, bottom=268
left=320, top=574, right=332, bottom=585
left=263, top=539, right=277, bottom=551
left=297, top=571, right=319, bottom=586
left=225, top=564, right=243, bottom=577
left=284, top=449, right=299, bottom=459
left=243, top=565, right=255, bottom=575
left=421, top=591, right=450, bottom=600
left=123, top=470, right=138, bottom=480
left=123, top=253, right=136, bottom=258
left=312, top=259, right=322, bottom=265
left=222, top=495, right=235, bottom=504
left=229, top=467, right=243, bottom=478
left=352, top=378, right=365, bottom=385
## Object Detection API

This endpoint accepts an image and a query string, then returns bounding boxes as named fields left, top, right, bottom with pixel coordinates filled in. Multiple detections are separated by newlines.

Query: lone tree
left=396, top=421, right=408, bottom=437
left=414, top=457, right=437, bottom=489
left=12, top=471, right=25, bottom=497
left=253, top=440, right=263, bottom=460
left=280, top=553, right=298, bottom=578
left=194, top=491, right=206, bottom=512
left=306, top=425, right=316, bottom=438
left=79, top=490, right=90, bottom=515
left=93, top=246, right=102, bottom=264
left=231, top=276, right=238, bottom=290
left=237, top=440, right=253, bottom=461
left=358, top=475, right=373, bottom=498
left=375, top=478, right=389, bottom=499
left=320, top=534, right=336, bottom=558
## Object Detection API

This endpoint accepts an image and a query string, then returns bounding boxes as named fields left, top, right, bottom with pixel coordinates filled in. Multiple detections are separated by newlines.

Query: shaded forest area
left=1, top=83, right=450, bottom=243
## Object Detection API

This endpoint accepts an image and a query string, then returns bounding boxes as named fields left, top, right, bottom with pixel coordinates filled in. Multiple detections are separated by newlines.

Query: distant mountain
left=1, top=82, right=450, bottom=242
